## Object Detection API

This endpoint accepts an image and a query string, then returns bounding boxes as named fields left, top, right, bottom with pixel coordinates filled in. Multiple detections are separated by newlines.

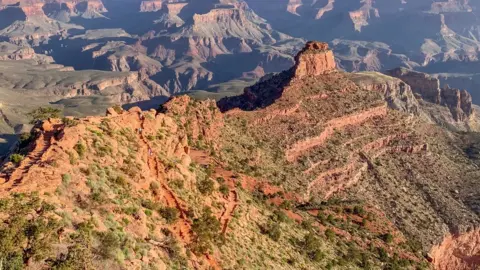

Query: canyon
left=2, top=0, right=480, bottom=269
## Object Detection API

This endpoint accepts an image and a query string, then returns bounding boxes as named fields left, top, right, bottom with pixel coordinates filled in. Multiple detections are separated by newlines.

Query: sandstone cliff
left=387, top=67, right=475, bottom=123
left=293, top=41, right=336, bottom=78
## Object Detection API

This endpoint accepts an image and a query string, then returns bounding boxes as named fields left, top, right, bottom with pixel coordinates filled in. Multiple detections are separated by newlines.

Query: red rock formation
left=218, top=41, right=337, bottom=111
left=293, top=41, right=336, bottom=78
left=430, top=229, right=480, bottom=270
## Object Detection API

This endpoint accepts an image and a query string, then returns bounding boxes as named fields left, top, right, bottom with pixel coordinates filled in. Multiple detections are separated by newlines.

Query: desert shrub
left=353, top=205, right=366, bottom=216
left=74, top=142, right=86, bottom=158
left=216, top=177, right=225, bottom=184
left=219, top=184, right=229, bottom=196
left=325, top=228, right=335, bottom=241
left=27, top=107, right=62, bottom=124
left=62, top=174, right=71, bottom=186
left=191, top=207, right=223, bottom=254
left=9, top=154, right=24, bottom=164
left=162, top=235, right=188, bottom=268
left=279, top=200, right=293, bottom=210
left=141, top=199, right=159, bottom=211
left=382, top=233, right=394, bottom=244
left=150, top=181, right=160, bottom=191
left=317, top=211, right=327, bottom=225
left=377, top=247, right=389, bottom=262
left=112, top=105, right=124, bottom=114
left=261, top=221, right=281, bottom=242
left=273, top=210, right=289, bottom=223
left=170, top=179, right=184, bottom=189
left=62, top=117, right=79, bottom=127
left=299, top=232, right=325, bottom=262
left=98, top=230, right=122, bottom=259
left=301, top=220, right=313, bottom=230
left=108, top=175, right=128, bottom=187
left=18, top=132, right=32, bottom=148
left=159, top=207, right=179, bottom=224
left=197, top=178, right=214, bottom=195
left=326, top=214, right=335, bottom=224
left=0, top=194, right=62, bottom=268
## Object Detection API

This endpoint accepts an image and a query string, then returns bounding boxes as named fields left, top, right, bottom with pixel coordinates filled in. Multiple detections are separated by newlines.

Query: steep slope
left=218, top=41, right=480, bottom=269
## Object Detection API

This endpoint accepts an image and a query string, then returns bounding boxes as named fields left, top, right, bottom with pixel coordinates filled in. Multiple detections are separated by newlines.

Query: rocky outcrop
left=386, top=68, right=441, bottom=104
left=218, top=41, right=337, bottom=111
left=193, top=8, right=245, bottom=24
left=430, top=229, right=480, bottom=270
left=166, top=2, right=187, bottom=16
left=441, top=85, right=473, bottom=121
left=293, top=41, right=336, bottom=78
left=140, top=0, right=163, bottom=12
left=386, top=68, right=474, bottom=122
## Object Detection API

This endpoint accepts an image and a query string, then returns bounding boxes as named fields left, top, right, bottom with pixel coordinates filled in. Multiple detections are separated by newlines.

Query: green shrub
left=19, top=132, right=32, bottom=148
left=382, top=233, right=394, bottom=244
left=299, top=232, right=325, bottom=262
left=74, top=142, right=86, bottom=158
left=112, top=105, right=123, bottom=114
left=9, top=154, right=24, bottom=164
left=27, top=107, right=62, bottom=124
left=279, top=200, right=293, bottom=210
left=377, top=247, right=389, bottom=262
left=326, top=214, right=335, bottom=224
left=273, top=210, right=289, bottom=223
left=159, top=207, right=179, bottom=224
left=98, top=230, right=121, bottom=259
left=317, top=211, right=327, bottom=225
left=197, top=178, right=215, bottom=195
left=325, top=228, right=335, bottom=241
left=62, top=117, right=79, bottom=127
left=191, top=207, right=223, bottom=254
left=261, top=221, right=281, bottom=241
left=62, top=174, right=71, bottom=186
left=0, top=194, right=61, bottom=268
left=219, top=184, right=229, bottom=196
left=353, top=205, right=366, bottom=216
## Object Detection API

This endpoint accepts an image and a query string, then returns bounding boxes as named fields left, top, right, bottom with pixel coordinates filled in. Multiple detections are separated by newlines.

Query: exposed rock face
left=430, top=229, right=480, bottom=270
left=347, top=72, right=421, bottom=115
left=386, top=67, right=474, bottom=122
left=293, top=41, right=336, bottom=78
left=386, top=68, right=441, bottom=104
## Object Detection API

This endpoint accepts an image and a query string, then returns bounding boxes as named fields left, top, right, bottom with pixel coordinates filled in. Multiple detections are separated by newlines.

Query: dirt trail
left=220, top=190, right=238, bottom=234
left=138, top=114, right=218, bottom=269
left=3, top=121, right=62, bottom=189
left=189, top=150, right=240, bottom=236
